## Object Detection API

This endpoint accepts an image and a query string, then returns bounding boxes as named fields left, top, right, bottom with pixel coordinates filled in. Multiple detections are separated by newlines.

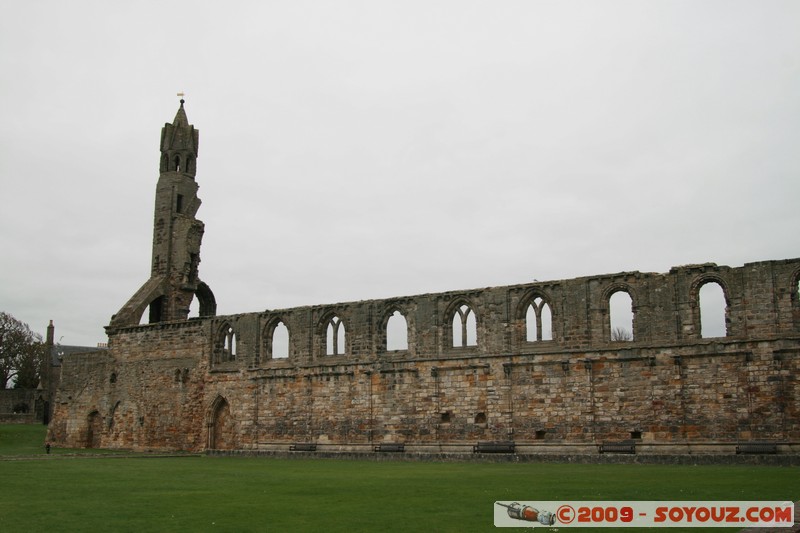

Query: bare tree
left=611, top=327, right=632, bottom=342
left=0, top=312, right=44, bottom=389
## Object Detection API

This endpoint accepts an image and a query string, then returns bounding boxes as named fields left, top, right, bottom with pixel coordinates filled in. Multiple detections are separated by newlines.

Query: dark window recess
left=630, top=430, right=642, bottom=439
left=176, top=194, right=183, bottom=213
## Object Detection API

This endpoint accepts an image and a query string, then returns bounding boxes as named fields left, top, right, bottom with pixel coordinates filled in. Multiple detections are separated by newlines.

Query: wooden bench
left=373, top=443, right=405, bottom=453
left=599, top=440, right=636, bottom=454
left=473, top=441, right=515, bottom=453
left=736, top=442, right=778, bottom=455
left=289, top=443, right=317, bottom=452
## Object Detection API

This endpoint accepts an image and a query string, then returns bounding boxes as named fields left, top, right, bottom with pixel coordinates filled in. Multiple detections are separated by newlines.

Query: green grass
left=0, top=423, right=129, bottom=456
left=0, top=425, right=795, bottom=532
left=0, top=423, right=49, bottom=455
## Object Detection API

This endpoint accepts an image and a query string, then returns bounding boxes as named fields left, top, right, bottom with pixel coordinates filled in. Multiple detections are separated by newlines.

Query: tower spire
left=109, top=99, right=215, bottom=329
left=160, top=97, right=198, bottom=177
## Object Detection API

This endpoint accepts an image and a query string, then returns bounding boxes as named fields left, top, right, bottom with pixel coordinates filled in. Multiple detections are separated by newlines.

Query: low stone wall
left=207, top=449, right=800, bottom=466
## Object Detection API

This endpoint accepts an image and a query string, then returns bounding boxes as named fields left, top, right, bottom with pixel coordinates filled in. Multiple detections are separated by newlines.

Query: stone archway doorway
left=208, top=397, right=235, bottom=450
left=86, top=411, right=102, bottom=448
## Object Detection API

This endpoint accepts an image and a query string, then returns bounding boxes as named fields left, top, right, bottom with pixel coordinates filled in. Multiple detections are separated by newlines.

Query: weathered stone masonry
left=47, top=103, right=800, bottom=453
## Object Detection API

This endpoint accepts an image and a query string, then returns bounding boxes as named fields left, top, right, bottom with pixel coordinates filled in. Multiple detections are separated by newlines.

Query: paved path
left=740, top=501, right=799, bottom=532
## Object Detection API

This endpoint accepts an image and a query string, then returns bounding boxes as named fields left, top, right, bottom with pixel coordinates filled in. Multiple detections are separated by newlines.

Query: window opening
left=271, top=322, right=289, bottom=359
left=609, top=291, right=634, bottom=341
left=222, top=326, right=236, bottom=361
left=452, top=304, right=477, bottom=347
left=326, top=316, right=345, bottom=355
left=386, top=310, right=408, bottom=351
left=176, top=194, right=184, bottom=213
left=699, top=282, right=727, bottom=338
left=526, top=297, right=553, bottom=341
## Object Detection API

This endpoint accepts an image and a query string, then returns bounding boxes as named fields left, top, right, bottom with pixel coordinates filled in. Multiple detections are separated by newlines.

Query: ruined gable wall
left=49, top=322, right=211, bottom=450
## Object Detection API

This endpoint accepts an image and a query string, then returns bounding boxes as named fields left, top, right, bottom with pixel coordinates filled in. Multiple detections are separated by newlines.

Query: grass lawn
left=0, top=425, right=795, bottom=532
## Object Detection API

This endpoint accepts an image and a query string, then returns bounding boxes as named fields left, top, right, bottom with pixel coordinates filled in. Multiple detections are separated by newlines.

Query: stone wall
left=0, top=389, right=39, bottom=423
left=48, top=258, right=800, bottom=452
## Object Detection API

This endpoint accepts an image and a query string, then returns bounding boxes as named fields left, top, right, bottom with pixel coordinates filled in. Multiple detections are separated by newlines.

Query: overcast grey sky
left=1, top=1, right=798, bottom=346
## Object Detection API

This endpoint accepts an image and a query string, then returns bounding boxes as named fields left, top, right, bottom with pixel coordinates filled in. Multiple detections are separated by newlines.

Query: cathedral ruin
left=47, top=101, right=800, bottom=454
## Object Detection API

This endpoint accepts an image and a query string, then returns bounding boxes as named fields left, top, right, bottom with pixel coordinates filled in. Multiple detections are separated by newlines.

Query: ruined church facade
left=47, top=103, right=800, bottom=453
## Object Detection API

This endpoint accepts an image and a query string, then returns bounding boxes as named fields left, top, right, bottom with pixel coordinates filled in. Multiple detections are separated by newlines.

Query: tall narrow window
left=541, top=302, right=552, bottom=340
left=609, top=291, right=634, bottom=341
left=699, top=282, right=727, bottom=338
left=386, top=310, right=408, bottom=351
left=223, top=326, right=236, bottom=361
left=452, top=304, right=477, bottom=347
left=176, top=194, right=184, bottom=213
left=526, top=297, right=553, bottom=341
left=271, top=322, right=289, bottom=359
left=326, top=316, right=345, bottom=355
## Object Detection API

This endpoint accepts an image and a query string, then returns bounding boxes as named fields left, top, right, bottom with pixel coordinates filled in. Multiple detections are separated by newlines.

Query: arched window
left=215, top=325, right=236, bottom=364
left=271, top=321, right=289, bottom=359
left=326, top=316, right=345, bottom=355
left=224, top=326, right=236, bottom=361
left=386, top=310, right=408, bottom=351
left=699, top=281, right=727, bottom=338
left=609, top=291, right=634, bottom=341
left=452, top=304, right=477, bottom=347
left=526, top=297, right=553, bottom=341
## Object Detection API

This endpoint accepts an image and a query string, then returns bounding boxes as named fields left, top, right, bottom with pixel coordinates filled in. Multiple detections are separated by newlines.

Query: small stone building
left=47, top=102, right=800, bottom=453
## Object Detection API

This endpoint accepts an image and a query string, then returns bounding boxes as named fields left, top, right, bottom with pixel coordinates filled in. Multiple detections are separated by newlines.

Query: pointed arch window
left=386, top=310, right=408, bottom=351
left=452, top=304, right=477, bottom=347
left=223, top=326, right=236, bottom=361
left=270, top=321, right=289, bottom=359
left=326, top=316, right=346, bottom=355
left=214, top=324, right=236, bottom=364
left=525, top=297, right=553, bottom=341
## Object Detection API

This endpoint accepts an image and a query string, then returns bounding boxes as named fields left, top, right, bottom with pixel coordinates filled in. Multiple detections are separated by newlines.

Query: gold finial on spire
left=177, top=92, right=185, bottom=105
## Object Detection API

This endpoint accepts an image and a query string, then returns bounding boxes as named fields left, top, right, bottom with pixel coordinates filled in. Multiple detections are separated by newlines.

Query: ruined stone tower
left=109, top=100, right=216, bottom=328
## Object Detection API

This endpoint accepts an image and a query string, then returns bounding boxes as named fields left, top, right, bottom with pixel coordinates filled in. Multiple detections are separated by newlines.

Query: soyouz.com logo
left=493, top=501, right=794, bottom=528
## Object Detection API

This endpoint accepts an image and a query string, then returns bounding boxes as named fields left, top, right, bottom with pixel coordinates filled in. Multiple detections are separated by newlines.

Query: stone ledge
left=207, top=450, right=800, bottom=466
